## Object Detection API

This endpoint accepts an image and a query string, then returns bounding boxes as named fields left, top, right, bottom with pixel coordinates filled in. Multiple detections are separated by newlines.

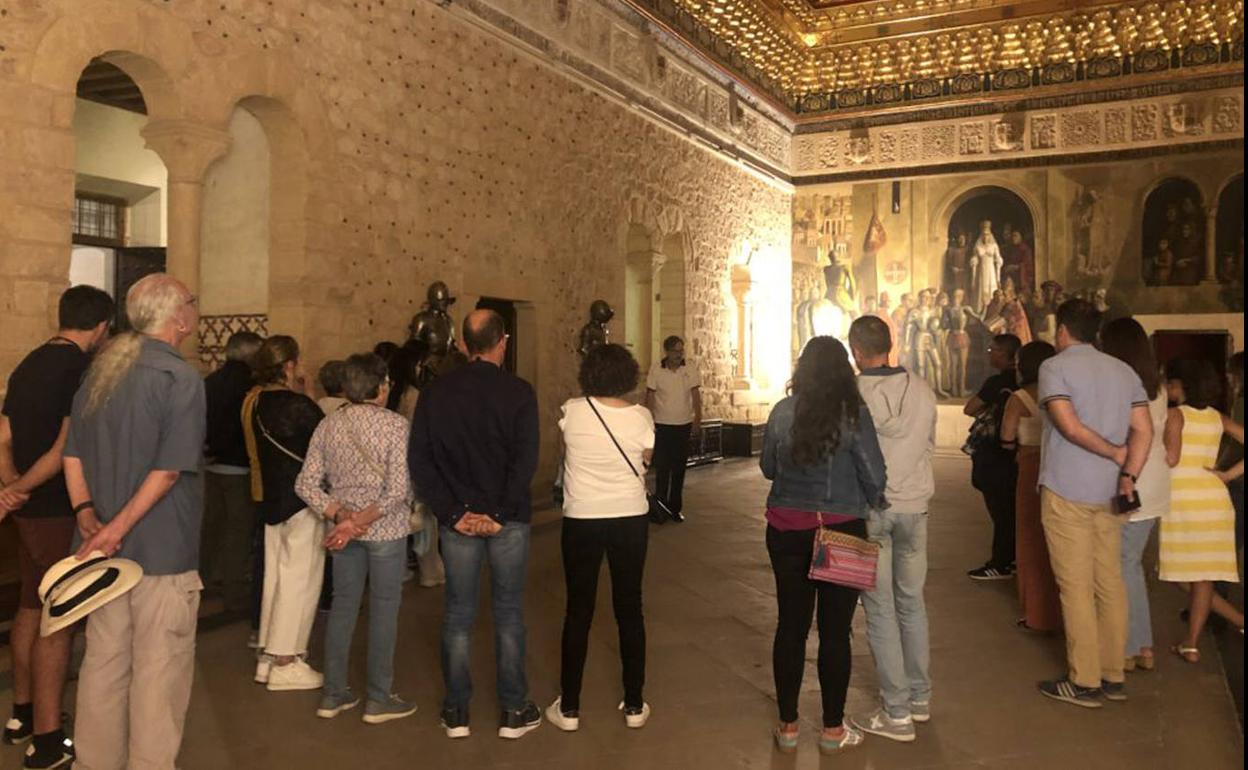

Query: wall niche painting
left=1142, top=178, right=1205, bottom=286
left=934, top=187, right=1038, bottom=399
left=1216, top=175, right=1244, bottom=284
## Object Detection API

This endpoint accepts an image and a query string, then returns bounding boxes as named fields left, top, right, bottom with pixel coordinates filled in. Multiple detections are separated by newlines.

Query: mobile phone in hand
left=1114, top=491, right=1142, bottom=515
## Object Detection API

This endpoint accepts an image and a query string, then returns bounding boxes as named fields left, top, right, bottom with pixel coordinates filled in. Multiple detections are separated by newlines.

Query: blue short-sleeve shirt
left=1037, top=343, right=1148, bottom=505
left=64, top=337, right=206, bottom=574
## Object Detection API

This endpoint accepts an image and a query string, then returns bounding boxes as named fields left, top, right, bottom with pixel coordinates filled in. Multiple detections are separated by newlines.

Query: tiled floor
left=3, top=455, right=1244, bottom=768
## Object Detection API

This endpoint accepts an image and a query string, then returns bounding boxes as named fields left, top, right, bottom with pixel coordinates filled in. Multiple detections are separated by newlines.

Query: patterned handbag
left=808, top=514, right=880, bottom=591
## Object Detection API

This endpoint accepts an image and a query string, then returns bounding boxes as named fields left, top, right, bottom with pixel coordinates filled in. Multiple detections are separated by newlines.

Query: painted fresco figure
left=968, top=220, right=1003, bottom=312
left=1002, top=230, right=1035, bottom=294
left=943, top=232, right=970, bottom=295
left=945, top=288, right=973, bottom=397
left=577, top=299, right=614, bottom=357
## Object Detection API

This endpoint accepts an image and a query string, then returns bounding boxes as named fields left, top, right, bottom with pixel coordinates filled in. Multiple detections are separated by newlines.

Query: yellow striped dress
left=1159, top=406, right=1239, bottom=583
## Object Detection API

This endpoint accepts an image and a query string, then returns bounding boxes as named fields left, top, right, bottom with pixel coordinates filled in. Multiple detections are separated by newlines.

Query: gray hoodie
left=857, top=366, right=937, bottom=514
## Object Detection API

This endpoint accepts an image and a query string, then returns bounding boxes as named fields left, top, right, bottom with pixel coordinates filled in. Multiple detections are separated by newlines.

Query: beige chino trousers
left=1040, top=488, right=1128, bottom=689
left=74, top=571, right=202, bottom=770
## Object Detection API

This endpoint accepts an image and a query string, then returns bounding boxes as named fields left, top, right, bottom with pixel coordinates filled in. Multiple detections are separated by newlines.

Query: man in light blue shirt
left=1036, top=299, right=1152, bottom=709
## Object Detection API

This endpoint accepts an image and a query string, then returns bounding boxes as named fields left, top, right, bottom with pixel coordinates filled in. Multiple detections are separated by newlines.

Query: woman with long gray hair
left=296, top=353, right=416, bottom=725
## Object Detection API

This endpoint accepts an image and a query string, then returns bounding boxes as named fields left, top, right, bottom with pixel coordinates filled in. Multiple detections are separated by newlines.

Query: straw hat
left=38, top=551, right=143, bottom=637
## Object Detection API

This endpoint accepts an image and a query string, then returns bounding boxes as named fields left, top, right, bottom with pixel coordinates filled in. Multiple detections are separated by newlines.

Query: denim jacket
left=760, top=396, right=888, bottom=518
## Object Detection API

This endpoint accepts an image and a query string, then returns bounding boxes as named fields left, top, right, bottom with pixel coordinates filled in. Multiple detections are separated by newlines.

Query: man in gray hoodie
left=846, top=315, right=938, bottom=743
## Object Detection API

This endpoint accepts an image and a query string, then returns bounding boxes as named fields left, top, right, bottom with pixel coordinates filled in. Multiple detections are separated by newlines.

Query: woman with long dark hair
left=1161, top=359, right=1244, bottom=660
left=761, top=336, right=887, bottom=755
left=1101, top=318, right=1168, bottom=671
left=1000, top=340, right=1061, bottom=632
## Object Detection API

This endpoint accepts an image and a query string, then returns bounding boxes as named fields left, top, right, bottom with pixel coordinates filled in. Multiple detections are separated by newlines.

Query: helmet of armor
left=590, top=299, right=614, bottom=324
left=427, top=281, right=455, bottom=308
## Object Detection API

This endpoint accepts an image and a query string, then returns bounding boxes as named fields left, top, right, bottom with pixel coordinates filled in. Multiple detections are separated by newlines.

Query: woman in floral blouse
left=296, top=353, right=416, bottom=725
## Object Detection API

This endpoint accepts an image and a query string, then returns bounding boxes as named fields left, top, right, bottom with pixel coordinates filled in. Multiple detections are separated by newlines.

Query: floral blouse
left=295, top=403, right=412, bottom=542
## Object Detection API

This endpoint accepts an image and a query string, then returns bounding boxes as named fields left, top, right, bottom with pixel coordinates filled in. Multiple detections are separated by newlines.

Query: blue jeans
left=441, top=522, right=531, bottom=713
left=1120, top=518, right=1156, bottom=656
left=862, top=510, right=931, bottom=719
left=323, top=537, right=407, bottom=705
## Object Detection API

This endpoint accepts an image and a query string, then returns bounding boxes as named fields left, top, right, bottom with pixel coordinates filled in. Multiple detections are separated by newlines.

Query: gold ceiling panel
left=641, top=0, right=1244, bottom=111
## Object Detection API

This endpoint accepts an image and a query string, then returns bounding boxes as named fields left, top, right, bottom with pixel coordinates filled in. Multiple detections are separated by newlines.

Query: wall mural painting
left=930, top=187, right=1038, bottom=398
left=1215, top=175, right=1245, bottom=310
left=794, top=193, right=858, bottom=352
left=1142, top=178, right=1206, bottom=287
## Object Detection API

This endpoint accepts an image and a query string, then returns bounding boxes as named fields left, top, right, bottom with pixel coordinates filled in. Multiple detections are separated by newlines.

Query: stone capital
left=141, top=120, right=232, bottom=183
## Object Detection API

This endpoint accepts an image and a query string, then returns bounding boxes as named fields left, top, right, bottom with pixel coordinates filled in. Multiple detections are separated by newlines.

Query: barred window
left=72, top=193, right=125, bottom=247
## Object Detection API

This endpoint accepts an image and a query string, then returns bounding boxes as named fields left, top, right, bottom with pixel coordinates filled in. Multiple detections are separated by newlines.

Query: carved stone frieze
left=1132, top=104, right=1159, bottom=141
left=990, top=117, right=1025, bottom=152
left=878, top=132, right=899, bottom=163
left=1105, top=108, right=1129, bottom=143
left=1031, top=114, right=1058, bottom=150
left=1060, top=111, right=1103, bottom=147
left=922, top=125, right=956, bottom=159
left=959, top=122, right=987, bottom=155
left=610, top=25, right=647, bottom=82
left=1213, top=96, right=1242, bottom=133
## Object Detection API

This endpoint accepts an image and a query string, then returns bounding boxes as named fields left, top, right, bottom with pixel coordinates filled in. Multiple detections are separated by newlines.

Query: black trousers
left=559, top=515, right=649, bottom=711
left=766, top=520, right=865, bottom=728
left=975, top=455, right=1018, bottom=569
left=653, top=423, right=693, bottom=515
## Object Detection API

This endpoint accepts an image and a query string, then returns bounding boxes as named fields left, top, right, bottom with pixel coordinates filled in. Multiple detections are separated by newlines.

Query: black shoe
left=498, top=702, right=542, bottom=740
left=440, top=707, right=470, bottom=739
left=669, top=510, right=686, bottom=523
left=1038, top=678, right=1103, bottom=709
left=1101, top=680, right=1127, bottom=702
left=23, top=733, right=75, bottom=770
left=4, top=715, right=31, bottom=745
left=968, top=564, right=1014, bottom=581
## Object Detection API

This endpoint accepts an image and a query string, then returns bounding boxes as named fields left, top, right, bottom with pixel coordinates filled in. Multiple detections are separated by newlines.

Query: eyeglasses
left=184, top=294, right=198, bottom=307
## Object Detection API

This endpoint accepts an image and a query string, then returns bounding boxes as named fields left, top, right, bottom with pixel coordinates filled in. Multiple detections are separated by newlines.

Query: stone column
left=1204, top=207, right=1219, bottom=283
left=650, top=250, right=666, bottom=362
left=732, top=264, right=755, bottom=389
left=140, top=121, right=232, bottom=360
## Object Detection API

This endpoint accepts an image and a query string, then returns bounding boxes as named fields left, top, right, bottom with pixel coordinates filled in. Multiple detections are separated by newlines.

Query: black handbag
left=584, top=398, right=675, bottom=525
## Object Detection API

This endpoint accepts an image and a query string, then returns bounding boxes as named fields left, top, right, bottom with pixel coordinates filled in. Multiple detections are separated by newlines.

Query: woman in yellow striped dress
left=1161, top=360, right=1245, bottom=663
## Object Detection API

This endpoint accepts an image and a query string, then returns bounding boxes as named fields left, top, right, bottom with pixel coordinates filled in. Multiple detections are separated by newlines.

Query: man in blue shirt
left=1036, top=299, right=1152, bottom=708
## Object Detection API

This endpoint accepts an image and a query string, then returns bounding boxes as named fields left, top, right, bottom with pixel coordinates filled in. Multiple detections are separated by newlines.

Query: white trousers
left=258, top=508, right=325, bottom=657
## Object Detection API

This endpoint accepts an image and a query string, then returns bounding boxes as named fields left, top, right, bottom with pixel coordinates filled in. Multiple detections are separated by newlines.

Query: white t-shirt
left=1132, top=391, right=1171, bottom=522
left=646, top=361, right=700, bottom=425
left=559, top=397, right=655, bottom=519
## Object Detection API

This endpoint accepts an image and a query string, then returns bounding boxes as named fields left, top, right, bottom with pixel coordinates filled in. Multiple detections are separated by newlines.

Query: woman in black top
left=248, top=335, right=326, bottom=692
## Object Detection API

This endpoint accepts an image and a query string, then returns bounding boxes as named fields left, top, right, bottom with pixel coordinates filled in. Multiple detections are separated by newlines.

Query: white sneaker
left=266, top=659, right=324, bottom=691
left=545, top=698, right=580, bottom=732
left=849, top=708, right=916, bottom=743
left=254, top=656, right=272, bottom=684
left=619, top=701, right=650, bottom=729
left=247, top=632, right=262, bottom=650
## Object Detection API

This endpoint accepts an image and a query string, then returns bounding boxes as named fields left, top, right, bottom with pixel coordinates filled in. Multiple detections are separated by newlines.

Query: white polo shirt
left=646, top=360, right=700, bottom=426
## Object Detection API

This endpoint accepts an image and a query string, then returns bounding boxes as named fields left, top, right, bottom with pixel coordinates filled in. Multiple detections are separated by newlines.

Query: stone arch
left=30, top=0, right=190, bottom=126
left=1140, top=177, right=1204, bottom=286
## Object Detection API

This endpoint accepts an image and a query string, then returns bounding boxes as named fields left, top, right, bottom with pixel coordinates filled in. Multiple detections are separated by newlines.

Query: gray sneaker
left=849, top=707, right=917, bottom=743
left=363, top=695, right=418, bottom=725
left=316, top=692, right=360, bottom=719
left=909, top=700, right=931, bottom=723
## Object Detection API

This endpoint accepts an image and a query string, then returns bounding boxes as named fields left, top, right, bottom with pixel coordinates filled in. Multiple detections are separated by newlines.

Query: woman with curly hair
left=761, top=336, right=887, bottom=755
left=546, top=344, right=655, bottom=733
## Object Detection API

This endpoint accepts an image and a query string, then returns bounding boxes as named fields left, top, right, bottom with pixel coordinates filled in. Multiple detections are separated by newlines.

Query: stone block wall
left=0, top=0, right=792, bottom=489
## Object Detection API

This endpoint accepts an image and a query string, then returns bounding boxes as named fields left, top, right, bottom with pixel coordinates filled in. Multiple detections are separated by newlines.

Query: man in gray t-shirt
left=1035, top=299, right=1152, bottom=709
left=61, top=274, right=206, bottom=770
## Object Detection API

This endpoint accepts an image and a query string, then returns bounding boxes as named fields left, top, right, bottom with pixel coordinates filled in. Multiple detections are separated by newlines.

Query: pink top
left=765, top=506, right=857, bottom=532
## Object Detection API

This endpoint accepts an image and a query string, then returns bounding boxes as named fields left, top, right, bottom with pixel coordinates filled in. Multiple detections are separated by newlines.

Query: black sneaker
left=968, top=564, right=1014, bottom=581
left=440, top=707, right=470, bottom=739
left=498, top=702, right=542, bottom=740
left=1038, top=678, right=1103, bottom=709
left=23, top=734, right=75, bottom=770
left=1101, top=680, right=1128, bottom=702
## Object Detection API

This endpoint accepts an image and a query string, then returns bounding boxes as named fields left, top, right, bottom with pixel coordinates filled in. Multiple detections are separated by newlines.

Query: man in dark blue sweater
left=409, top=309, right=541, bottom=741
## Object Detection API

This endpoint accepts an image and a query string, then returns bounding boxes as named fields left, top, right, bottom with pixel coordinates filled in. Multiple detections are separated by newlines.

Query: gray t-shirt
left=64, top=337, right=206, bottom=575
left=1038, top=343, right=1148, bottom=506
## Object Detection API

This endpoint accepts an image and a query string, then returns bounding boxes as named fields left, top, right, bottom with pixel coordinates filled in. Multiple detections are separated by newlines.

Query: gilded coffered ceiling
left=626, top=0, right=1245, bottom=115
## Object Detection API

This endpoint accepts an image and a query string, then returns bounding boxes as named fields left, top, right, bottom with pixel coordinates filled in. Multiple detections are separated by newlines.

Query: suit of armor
left=409, top=281, right=456, bottom=387
left=577, top=300, right=614, bottom=357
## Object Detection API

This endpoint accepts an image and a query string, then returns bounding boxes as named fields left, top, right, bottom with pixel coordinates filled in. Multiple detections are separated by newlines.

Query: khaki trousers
left=1040, top=488, right=1128, bottom=688
left=258, top=508, right=325, bottom=656
left=74, top=572, right=202, bottom=770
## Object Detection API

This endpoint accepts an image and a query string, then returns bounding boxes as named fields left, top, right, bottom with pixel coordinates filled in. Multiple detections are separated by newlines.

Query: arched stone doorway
left=1214, top=174, right=1243, bottom=286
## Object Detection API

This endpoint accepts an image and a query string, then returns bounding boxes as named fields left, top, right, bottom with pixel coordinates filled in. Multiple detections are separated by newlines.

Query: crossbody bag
left=583, top=397, right=674, bottom=524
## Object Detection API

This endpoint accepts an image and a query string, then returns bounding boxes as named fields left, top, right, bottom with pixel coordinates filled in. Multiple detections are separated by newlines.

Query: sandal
left=1123, top=656, right=1136, bottom=673
left=1135, top=653, right=1156, bottom=672
left=1171, top=644, right=1200, bottom=664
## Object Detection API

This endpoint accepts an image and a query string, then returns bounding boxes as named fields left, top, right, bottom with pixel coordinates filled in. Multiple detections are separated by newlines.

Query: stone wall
left=0, top=0, right=792, bottom=490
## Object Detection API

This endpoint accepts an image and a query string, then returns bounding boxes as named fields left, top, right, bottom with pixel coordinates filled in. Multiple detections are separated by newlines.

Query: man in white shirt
left=644, top=336, right=701, bottom=522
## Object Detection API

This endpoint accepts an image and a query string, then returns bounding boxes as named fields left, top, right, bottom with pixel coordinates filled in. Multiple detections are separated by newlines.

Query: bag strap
left=584, top=397, right=642, bottom=479
left=342, top=407, right=386, bottom=480
left=254, top=411, right=306, bottom=464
